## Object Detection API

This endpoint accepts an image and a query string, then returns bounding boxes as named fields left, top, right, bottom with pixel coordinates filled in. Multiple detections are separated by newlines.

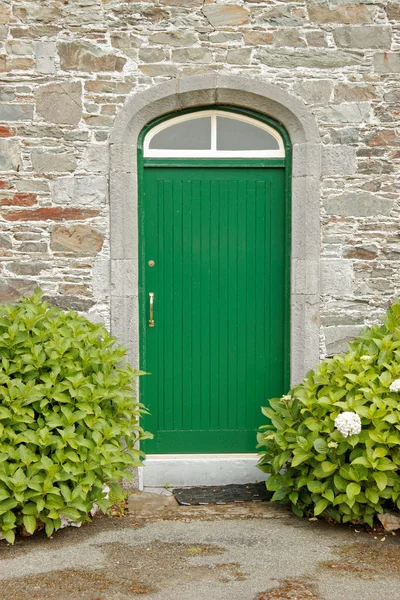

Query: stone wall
left=0, top=0, right=399, bottom=358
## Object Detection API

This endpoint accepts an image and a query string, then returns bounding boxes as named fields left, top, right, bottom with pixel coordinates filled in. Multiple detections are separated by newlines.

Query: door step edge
left=140, top=454, right=267, bottom=489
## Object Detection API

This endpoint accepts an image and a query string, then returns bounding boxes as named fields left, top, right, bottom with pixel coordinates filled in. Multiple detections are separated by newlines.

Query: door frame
left=137, top=107, right=292, bottom=454
left=109, top=75, right=322, bottom=485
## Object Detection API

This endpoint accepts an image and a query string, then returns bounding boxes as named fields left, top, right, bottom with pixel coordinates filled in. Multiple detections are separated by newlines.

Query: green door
left=139, top=165, right=289, bottom=454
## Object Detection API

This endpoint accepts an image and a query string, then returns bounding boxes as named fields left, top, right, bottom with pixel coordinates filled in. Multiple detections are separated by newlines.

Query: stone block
left=53, top=176, right=107, bottom=206
left=386, top=2, right=400, bottom=20
left=0, top=104, right=34, bottom=121
left=324, top=325, right=362, bottom=355
left=0, top=192, right=37, bottom=206
left=292, top=259, right=319, bottom=295
left=334, top=84, right=377, bottom=102
left=35, top=41, right=56, bottom=73
left=306, top=30, right=328, bottom=48
left=291, top=176, right=321, bottom=260
left=272, top=30, right=307, bottom=48
left=318, top=102, right=371, bottom=123
left=0, top=278, right=37, bottom=304
left=0, top=234, right=12, bottom=249
left=321, top=259, right=354, bottom=296
left=109, top=172, right=138, bottom=260
left=0, top=125, right=15, bottom=137
left=139, top=48, right=169, bottom=63
left=308, top=3, right=375, bottom=24
left=31, top=151, right=77, bottom=173
left=15, top=179, right=49, bottom=193
left=149, top=31, right=198, bottom=46
left=293, top=80, right=333, bottom=105
left=111, top=295, right=139, bottom=368
left=374, top=53, right=400, bottom=74
left=139, top=63, right=179, bottom=77
left=324, top=192, right=393, bottom=217
left=3, top=207, right=100, bottom=222
left=333, top=26, right=391, bottom=49
left=172, top=48, right=212, bottom=64
left=322, top=145, right=357, bottom=177
left=243, top=31, right=272, bottom=46
left=261, top=6, right=305, bottom=26
left=0, top=139, right=21, bottom=171
left=0, top=5, right=10, bottom=25
left=58, top=41, right=126, bottom=72
left=48, top=295, right=95, bottom=312
left=209, top=32, right=243, bottom=44
left=6, top=40, right=34, bottom=56
left=93, top=258, right=110, bottom=298
left=226, top=48, right=252, bottom=65
left=161, top=0, right=203, bottom=5
left=110, top=33, right=142, bottom=50
left=79, top=144, right=109, bottom=173
left=290, top=294, right=320, bottom=383
left=256, top=48, right=363, bottom=68
left=111, top=259, right=138, bottom=297
left=367, top=129, right=399, bottom=147
left=36, top=81, right=82, bottom=126
left=50, top=225, right=104, bottom=255
left=7, top=262, right=45, bottom=276
left=202, top=4, right=249, bottom=27
left=17, top=242, right=48, bottom=253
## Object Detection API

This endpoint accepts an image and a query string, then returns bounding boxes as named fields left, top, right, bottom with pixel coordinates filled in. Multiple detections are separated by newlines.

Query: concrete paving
left=0, top=491, right=398, bottom=600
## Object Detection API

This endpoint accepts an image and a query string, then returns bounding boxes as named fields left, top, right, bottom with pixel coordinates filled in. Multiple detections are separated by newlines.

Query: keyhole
left=148, top=260, right=155, bottom=267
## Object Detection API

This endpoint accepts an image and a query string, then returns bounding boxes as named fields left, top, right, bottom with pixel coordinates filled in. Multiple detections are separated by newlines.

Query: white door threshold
left=139, top=453, right=266, bottom=490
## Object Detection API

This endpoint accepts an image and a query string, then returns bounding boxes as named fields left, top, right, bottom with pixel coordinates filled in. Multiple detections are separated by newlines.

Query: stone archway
left=109, top=74, right=321, bottom=385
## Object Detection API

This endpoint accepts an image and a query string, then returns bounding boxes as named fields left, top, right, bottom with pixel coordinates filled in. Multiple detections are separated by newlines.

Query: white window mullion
left=211, top=113, right=217, bottom=153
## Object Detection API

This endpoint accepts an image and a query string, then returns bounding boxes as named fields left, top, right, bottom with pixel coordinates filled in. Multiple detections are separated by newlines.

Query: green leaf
left=60, top=507, right=82, bottom=521
left=321, top=461, right=338, bottom=476
left=314, top=499, right=329, bottom=516
left=292, top=451, right=312, bottom=467
left=376, top=457, right=397, bottom=471
left=313, top=438, right=328, bottom=454
left=22, top=515, right=37, bottom=535
left=45, top=520, right=54, bottom=537
left=365, top=488, right=379, bottom=505
left=271, top=488, right=289, bottom=501
left=307, top=481, right=324, bottom=494
left=373, top=472, right=387, bottom=491
left=346, top=482, right=361, bottom=501
left=2, top=529, right=15, bottom=544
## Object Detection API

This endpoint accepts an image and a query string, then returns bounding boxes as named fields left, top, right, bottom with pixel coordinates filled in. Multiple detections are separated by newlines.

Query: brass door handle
left=148, top=292, right=154, bottom=327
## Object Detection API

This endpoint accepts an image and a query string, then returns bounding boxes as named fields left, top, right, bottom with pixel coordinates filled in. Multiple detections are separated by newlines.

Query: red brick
left=0, top=181, right=9, bottom=189
left=2, top=207, right=100, bottom=222
left=0, top=193, right=37, bottom=207
left=0, top=126, right=15, bottom=138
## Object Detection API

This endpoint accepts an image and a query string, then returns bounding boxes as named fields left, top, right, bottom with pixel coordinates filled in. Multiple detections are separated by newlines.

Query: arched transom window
left=144, top=110, right=285, bottom=158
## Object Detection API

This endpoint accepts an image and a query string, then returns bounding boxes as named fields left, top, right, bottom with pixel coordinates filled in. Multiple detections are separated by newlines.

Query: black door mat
left=172, top=482, right=272, bottom=506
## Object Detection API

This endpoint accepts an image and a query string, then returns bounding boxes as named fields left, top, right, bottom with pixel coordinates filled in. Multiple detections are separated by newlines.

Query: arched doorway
left=109, top=75, right=321, bottom=485
left=138, top=107, right=291, bottom=455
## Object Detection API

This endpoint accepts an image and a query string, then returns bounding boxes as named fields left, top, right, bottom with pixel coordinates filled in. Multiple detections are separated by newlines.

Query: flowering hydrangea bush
left=334, top=412, right=362, bottom=438
left=258, top=301, right=400, bottom=526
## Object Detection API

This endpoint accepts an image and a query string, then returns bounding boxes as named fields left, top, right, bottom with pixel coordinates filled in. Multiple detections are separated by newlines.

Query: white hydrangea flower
left=389, top=379, right=400, bottom=392
left=334, top=412, right=362, bottom=438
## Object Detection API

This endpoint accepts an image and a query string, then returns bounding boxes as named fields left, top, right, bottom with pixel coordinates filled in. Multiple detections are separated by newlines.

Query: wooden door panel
left=140, top=167, right=288, bottom=453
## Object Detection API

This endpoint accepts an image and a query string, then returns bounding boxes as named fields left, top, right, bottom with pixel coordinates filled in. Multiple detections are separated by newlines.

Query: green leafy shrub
left=258, top=301, right=400, bottom=527
left=0, top=290, right=151, bottom=543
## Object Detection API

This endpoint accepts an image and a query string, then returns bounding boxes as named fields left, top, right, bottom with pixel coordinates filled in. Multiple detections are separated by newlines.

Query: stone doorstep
left=140, top=453, right=267, bottom=488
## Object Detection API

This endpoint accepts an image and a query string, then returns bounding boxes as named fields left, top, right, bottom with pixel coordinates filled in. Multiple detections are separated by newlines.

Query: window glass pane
left=216, top=116, right=280, bottom=151
left=149, top=117, right=211, bottom=150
